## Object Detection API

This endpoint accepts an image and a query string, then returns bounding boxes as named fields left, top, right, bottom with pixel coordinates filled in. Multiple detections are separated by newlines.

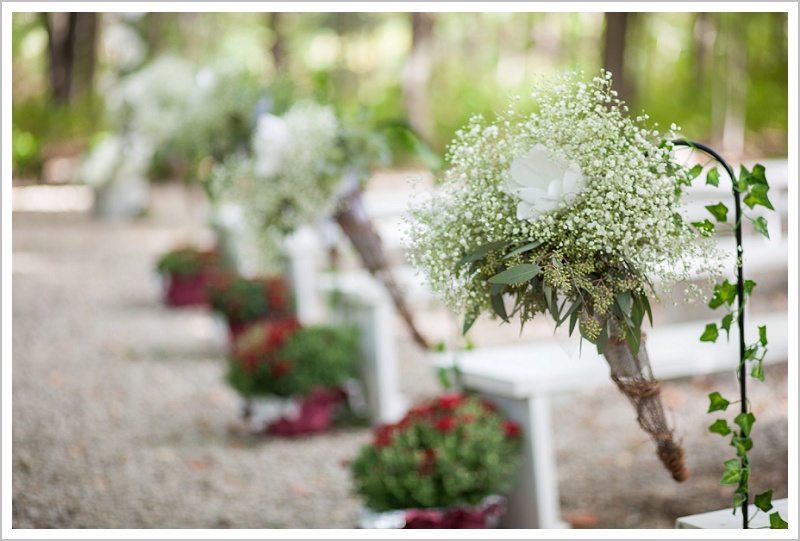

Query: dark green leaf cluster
left=350, top=393, right=521, bottom=512
left=226, top=323, right=360, bottom=398
left=155, top=246, right=226, bottom=279
left=458, top=239, right=652, bottom=355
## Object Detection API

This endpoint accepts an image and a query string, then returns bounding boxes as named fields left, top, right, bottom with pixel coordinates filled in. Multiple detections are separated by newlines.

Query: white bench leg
left=475, top=391, right=570, bottom=529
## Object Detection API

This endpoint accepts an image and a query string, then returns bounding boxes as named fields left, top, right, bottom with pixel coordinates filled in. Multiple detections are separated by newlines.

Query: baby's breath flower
left=403, top=70, right=723, bottom=321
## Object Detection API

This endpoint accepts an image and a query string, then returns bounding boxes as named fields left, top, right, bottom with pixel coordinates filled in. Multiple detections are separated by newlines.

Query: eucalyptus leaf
left=457, top=239, right=512, bottom=267
left=596, top=322, right=609, bottom=354
left=488, top=264, right=541, bottom=285
left=489, top=282, right=506, bottom=296
left=490, top=293, right=508, bottom=322
left=502, top=240, right=543, bottom=260
left=616, top=291, right=631, bottom=316
left=462, top=311, right=479, bottom=335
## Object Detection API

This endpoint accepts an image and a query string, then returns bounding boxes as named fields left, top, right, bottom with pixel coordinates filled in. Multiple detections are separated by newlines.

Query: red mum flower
left=434, top=416, right=457, bottom=433
left=374, top=424, right=395, bottom=448
left=271, top=359, right=292, bottom=378
left=502, top=420, right=522, bottom=439
left=436, top=393, right=465, bottom=410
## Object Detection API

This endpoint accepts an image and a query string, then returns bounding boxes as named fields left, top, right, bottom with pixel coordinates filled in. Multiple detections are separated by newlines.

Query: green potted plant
left=155, top=245, right=227, bottom=307
left=227, top=320, right=362, bottom=436
left=350, top=392, right=522, bottom=529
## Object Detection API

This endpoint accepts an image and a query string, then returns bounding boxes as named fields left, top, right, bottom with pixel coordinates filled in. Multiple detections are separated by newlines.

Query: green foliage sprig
left=350, top=393, right=522, bottom=512
left=155, top=246, right=226, bottom=279
left=697, top=161, right=788, bottom=529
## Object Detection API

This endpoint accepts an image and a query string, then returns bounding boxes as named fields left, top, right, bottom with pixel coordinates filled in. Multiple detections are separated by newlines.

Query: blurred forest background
left=11, top=10, right=790, bottom=183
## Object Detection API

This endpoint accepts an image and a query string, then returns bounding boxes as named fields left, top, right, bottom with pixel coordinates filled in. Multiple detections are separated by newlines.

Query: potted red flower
left=205, top=273, right=294, bottom=342
left=226, top=320, right=361, bottom=436
left=155, top=246, right=226, bottom=307
left=350, top=393, right=522, bottom=528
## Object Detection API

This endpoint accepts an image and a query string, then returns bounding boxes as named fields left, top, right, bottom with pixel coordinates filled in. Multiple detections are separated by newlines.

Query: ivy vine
left=694, top=160, right=788, bottom=529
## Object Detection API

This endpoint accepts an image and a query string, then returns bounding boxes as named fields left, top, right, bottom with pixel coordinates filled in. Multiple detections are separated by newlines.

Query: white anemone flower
left=506, top=143, right=586, bottom=221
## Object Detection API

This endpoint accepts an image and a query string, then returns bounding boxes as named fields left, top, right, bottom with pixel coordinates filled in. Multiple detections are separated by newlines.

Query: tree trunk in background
left=403, top=12, right=435, bottom=140
left=70, top=12, right=98, bottom=100
left=268, top=12, right=286, bottom=73
left=602, top=12, right=634, bottom=105
left=44, top=12, right=77, bottom=105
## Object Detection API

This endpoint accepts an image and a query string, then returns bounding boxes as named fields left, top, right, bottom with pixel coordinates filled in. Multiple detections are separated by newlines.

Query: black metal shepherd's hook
left=673, top=139, right=749, bottom=529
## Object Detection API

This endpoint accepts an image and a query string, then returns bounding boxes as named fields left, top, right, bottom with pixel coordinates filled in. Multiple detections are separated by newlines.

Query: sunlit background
left=11, top=10, right=789, bottom=186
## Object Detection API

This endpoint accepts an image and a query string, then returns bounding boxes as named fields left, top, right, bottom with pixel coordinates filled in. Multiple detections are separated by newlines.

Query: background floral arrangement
left=155, top=245, right=226, bottom=279
left=74, top=131, right=154, bottom=190
left=205, top=274, right=294, bottom=329
left=350, top=393, right=521, bottom=514
left=226, top=322, right=360, bottom=399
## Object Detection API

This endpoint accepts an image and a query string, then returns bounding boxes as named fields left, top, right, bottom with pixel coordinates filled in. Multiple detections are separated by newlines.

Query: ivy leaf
left=719, top=459, right=742, bottom=485
left=754, top=490, right=774, bottom=512
left=691, top=219, right=716, bottom=236
left=687, top=164, right=704, bottom=180
left=457, top=240, right=512, bottom=267
left=752, top=216, right=770, bottom=239
left=705, top=202, right=729, bottom=223
left=758, top=325, right=768, bottom=347
left=502, top=240, right=542, bottom=260
left=709, top=280, right=737, bottom=309
left=721, top=314, right=733, bottom=341
left=751, top=362, right=765, bottom=382
left=734, top=412, right=756, bottom=437
left=769, top=512, right=789, bottom=529
left=743, top=279, right=756, bottom=297
left=706, top=167, right=720, bottom=187
left=488, top=264, right=541, bottom=285
left=743, top=182, right=775, bottom=210
left=730, top=435, right=753, bottom=455
left=709, top=419, right=732, bottom=436
left=700, top=323, right=719, bottom=343
left=708, top=392, right=730, bottom=413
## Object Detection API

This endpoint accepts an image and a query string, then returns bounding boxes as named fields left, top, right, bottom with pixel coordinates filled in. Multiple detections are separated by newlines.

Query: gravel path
left=10, top=181, right=789, bottom=531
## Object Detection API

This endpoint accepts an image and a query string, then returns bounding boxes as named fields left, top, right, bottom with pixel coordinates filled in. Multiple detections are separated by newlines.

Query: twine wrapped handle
left=604, top=333, right=689, bottom=482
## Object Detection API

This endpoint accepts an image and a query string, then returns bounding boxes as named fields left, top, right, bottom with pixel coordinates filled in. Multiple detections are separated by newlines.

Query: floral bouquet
left=205, top=273, right=295, bottom=341
left=209, top=101, right=430, bottom=347
left=155, top=245, right=227, bottom=307
left=74, top=131, right=154, bottom=218
left=227, top=321, right=361, bottom=435
left=404, top=71, right=725, bottom=482
left=350, top=393, right=521, bottom=528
